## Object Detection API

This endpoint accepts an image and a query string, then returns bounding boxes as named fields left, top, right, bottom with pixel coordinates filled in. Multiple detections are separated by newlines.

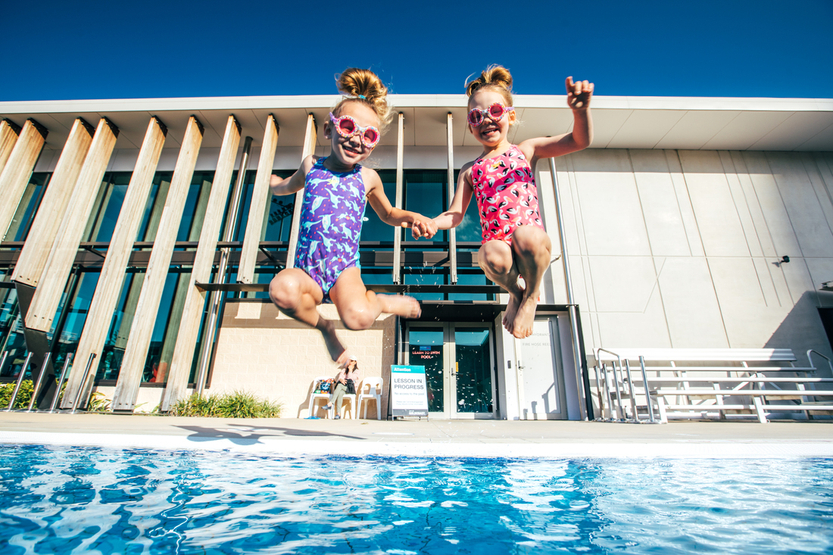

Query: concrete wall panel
left=572, top=149, right=652, bottom=257
left=767, top=152, right=833, bottom=258
left=629, top=150, right=691, bottom=256
left=678, top=150, right=749, bottom=257
left=656, top=257, right=728, bottom=347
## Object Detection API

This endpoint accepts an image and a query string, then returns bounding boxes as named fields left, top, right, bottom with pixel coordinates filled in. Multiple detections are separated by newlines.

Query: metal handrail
left=71, top=353, right=97, bottom=414
left=4, top=352, right=33, bottom=411
left=26, top=352, right=50, bottom=411
left=594, top=348, right=658, bottom=424
left=49, top=353, right=73, bottom=412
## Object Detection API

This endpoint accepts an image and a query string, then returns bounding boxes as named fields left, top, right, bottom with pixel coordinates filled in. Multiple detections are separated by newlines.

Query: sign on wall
left=390, top=365, right=429, bottom=417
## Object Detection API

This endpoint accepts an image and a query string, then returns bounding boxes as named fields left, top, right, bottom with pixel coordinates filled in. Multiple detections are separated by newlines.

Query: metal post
left=193, top=137, right=252, bottom=396
left=49, top=353, right=73, bottom=412
left=392, top=113, right=404, bottom=285
left=0, top=351, right=8, bottom=377
left=593, top=364, right=605, bottom=420
left=603, top=363, right=614, bottom=421
left=611, top=361, right=624, bottom=420
left=4, top=352, right=33, bottom=411
left=71, top=353, right=96, bottom=413
left=624, top=359, right=637, bottom=422
left=640, top=356, right=657, bottom=423
left=548, top=158, right=587, bottom=420
left=26, top=352, right=50, bottom=411
left=446, top=113, right=457, bottom=284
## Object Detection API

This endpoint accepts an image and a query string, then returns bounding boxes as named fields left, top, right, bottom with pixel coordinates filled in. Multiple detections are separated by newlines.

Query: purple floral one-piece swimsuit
left=294, top=157, right=367, bottom=302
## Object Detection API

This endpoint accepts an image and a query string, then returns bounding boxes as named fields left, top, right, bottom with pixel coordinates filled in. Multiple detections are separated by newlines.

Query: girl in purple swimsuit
left=269, top=68, right=436, bottom=368
left=432, top=65, right=594, bottom=339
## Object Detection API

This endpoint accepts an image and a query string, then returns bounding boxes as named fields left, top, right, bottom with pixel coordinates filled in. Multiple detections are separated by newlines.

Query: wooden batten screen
left=12, top=118, right=95, bottom=287
left=25, top=118, right=118, bottom=332
left=392, top=113, right=405, bottom=284
left=0, top=118, right=22, bottom=176
left=285, top=114, right=317, bottom=269
left=162, top=115, right=241, bottom=412
left=110, top=116, right=204, bottom=412
left=62, top=117, right=168, bottom=408
left=237, top=114, right=279, bottom=283
left=0, top=118, right=48, bottom=242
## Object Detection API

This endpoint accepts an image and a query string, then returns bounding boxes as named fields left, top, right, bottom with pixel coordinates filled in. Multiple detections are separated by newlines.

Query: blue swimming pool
left=0, top=444, right=831, bottom=554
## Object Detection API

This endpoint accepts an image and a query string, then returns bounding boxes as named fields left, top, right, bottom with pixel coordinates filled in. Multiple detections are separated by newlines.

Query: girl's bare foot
left=378, top=294, right=422, bottom=318
left=502, top=293, right=522, bottom=334
left=512, top=295, right=539, bottom=339
left=318, top=318, right=349, bottom=366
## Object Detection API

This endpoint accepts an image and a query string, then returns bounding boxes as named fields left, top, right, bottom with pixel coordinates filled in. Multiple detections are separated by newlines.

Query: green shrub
left=87, top=391, right=111, bottom=412
left=169, top=391, right=282, bottom=418
left=0, top=380, right=33, bottom=409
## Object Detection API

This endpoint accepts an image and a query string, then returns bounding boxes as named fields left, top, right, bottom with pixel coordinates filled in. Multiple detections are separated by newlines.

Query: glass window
left=86, top=173, right=130, bottom=242
left=234, top=170, right=295, bottom=243
left=6, top=173, right=50, bottom=242
left=408, top=328, right=444, bottom=413
left=361, top=170, right=397, bottom=243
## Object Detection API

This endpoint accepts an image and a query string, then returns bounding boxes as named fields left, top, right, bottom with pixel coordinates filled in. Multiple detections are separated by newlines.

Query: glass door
left=407, top=323, right=495, bottom=419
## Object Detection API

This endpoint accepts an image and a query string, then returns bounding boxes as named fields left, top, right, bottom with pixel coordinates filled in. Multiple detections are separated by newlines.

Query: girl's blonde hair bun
left=334, top=68, right=393, bottom=131
left=465, top=65, right=514, bottom=106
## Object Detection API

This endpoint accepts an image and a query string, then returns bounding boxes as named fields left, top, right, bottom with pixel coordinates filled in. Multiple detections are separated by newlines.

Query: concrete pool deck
left=1, top=412, right=832, bottom=458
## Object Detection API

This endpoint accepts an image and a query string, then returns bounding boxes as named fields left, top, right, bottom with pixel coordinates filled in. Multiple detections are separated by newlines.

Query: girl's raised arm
left=432, top=163, right=475, bottom=231
left=270, top=155, right=316, bottom=196
left=363, top=168, right=437, bottom=239
left=519, top=77, right=594, bottom=163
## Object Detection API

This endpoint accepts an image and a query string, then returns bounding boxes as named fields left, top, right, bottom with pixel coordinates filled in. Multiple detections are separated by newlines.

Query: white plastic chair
left=357, top=377, right=383, bottom=420
left=307, top=376, right=334, bottom=418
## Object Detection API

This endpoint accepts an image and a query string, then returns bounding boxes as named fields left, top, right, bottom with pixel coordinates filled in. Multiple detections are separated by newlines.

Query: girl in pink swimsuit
left=432, top=65, right=594, bottom=339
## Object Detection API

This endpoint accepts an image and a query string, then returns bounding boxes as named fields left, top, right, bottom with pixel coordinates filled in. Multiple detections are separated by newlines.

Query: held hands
left=403, top=218, right=438, bottom=240
left=566, top=76, right=594, bottom=111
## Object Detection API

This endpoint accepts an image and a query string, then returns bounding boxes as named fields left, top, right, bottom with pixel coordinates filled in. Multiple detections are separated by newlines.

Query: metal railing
left=593, top=348, right=658, bottom=424
left=1, top=350, right=77, bottom=412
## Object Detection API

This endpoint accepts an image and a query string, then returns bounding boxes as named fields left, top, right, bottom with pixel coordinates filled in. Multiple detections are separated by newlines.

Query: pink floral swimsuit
left=470, top=145, right=543, bottom=244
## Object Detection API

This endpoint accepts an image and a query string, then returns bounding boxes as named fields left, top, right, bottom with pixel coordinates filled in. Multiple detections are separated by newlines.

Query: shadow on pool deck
left=175, top=424, right=365, bottom=445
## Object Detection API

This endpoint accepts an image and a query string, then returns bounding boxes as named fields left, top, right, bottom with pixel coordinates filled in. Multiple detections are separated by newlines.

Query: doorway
left=406, top=323, right=496, bottom=419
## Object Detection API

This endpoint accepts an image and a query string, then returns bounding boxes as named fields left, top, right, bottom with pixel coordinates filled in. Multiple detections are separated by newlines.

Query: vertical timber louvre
left=25, top=118, right=118, bottom=332
left=237, top=114, right=278, bottom=283
left=0, top=119, right=48, bottom=241
left=12, top=118, right=95, bottom=286
left=162, top=115, right=241, bottom=411
left=64, top=117, right=168, bottom=405
left=108, top=116, right=204, bottom=412
left=285, top=114, right=317, bottom=269
left=0, top=118, right=22, bottom=176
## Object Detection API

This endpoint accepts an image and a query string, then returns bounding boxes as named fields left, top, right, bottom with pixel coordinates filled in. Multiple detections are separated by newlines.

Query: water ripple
left=0, top=446, right=831, bottom=554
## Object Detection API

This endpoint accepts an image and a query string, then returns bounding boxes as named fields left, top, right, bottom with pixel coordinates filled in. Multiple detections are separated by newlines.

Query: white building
left=1, top=94, right=831, bottom=420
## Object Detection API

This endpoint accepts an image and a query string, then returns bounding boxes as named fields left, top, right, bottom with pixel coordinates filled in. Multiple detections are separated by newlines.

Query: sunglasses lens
left=338, top=117, right=356, bottom=135
left=468, top=109, right=483, bottom=126
left=364, top=128, right=379, bottom=146
left=489, top=104, right=506, bottom=119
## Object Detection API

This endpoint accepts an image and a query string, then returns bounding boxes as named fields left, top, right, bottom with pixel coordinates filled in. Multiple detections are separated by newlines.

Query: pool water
left=1, top=445, right=832, bottom=554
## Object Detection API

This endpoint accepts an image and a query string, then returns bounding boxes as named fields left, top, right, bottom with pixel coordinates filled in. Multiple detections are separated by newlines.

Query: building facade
left=1, top=94, right=832, bottom=420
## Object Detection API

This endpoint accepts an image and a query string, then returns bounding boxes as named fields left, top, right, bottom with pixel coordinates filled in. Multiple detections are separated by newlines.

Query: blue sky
left=2, top=0, right=831, bottom=101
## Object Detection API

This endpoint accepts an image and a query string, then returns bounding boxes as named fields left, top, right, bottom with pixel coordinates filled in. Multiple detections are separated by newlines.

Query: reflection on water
left=0, top=445, right=831, bottom=554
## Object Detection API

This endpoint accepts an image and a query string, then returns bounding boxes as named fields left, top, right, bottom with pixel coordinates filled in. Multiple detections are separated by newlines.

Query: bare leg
left=269, top=269, right=349, bottom=366
left=478, top=240, right=524, bottom=334
left=509, top=226, right=552, bottom=339
left=329, top=267, right=421, bottom=331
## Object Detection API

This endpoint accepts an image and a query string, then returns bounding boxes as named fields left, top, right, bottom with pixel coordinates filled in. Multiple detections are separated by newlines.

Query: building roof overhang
left=1, top=94, right=831, bottom=152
